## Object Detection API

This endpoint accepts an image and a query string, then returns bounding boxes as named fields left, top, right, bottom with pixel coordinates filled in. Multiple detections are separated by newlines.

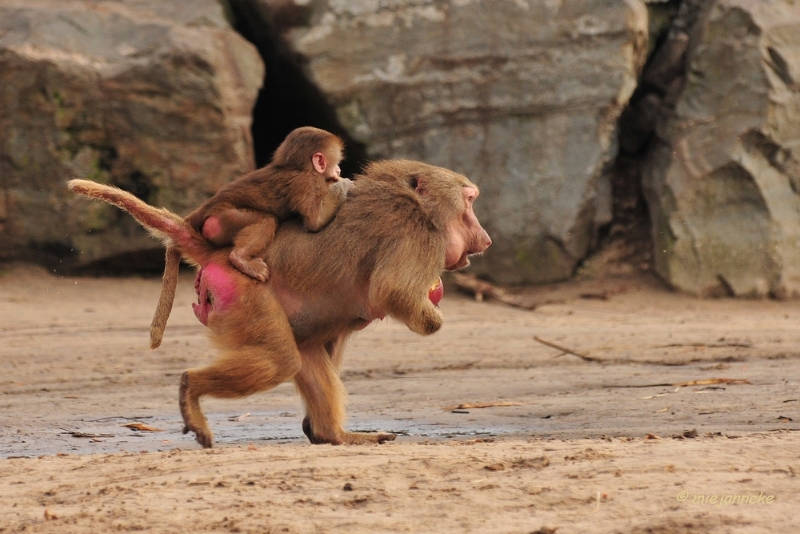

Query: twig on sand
left=121, top=422, right=162, bottom=432
left=673, top=378, right=751, bottom=387
left=660, top=342, right=752, bottom=349
left=533, top=336, right=605, bottom=363
left=61, top=429, right=115, bottom=439
left=444, top=401, right=523, bottom=411
left=451, top=273, right=536, bottom=309
left=605, top=378, right=752, bottom=389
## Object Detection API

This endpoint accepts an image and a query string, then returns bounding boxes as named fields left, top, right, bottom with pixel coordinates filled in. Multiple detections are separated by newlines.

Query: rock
left=284, top=0, right=648, bottom=284
left=0, top=0, right=263, bottom=268
left=643, top=0, right=800, bottom=296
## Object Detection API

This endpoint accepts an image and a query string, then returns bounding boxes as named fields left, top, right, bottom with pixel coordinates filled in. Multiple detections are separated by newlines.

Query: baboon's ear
left=312, top=152, right=328, bottom=174
left=408, top=174, right=426, bottom=196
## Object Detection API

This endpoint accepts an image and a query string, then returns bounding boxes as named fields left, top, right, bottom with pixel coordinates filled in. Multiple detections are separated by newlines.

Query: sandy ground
left=1, top=265, right=798, bottom=533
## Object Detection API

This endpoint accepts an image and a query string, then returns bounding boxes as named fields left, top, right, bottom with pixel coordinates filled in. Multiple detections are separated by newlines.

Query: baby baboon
left=187, top=126, right=346, bottom=282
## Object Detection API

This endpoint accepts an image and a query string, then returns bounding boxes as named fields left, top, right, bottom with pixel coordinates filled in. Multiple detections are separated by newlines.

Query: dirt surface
left=1, top=265, right=799, bottom=533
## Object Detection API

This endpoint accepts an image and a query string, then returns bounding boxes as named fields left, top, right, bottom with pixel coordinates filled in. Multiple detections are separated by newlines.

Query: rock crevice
left=224, top=0, right=368, bottom=175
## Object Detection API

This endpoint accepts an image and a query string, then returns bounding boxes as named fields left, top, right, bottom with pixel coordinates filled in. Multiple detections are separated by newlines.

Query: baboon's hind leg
left=180, top=343, right=302, bottom=448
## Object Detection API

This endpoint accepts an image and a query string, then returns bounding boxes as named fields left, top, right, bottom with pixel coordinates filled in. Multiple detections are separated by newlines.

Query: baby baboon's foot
left=179, top=372, right=213, bottom=448
left=229, top=251, right=269, bottom=282
left=302, top=417, right=395, bottom=445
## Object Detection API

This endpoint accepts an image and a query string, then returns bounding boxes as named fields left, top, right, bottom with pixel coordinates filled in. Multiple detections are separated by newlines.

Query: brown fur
left=67, top=160, right=491, bottom=448
left=151, top=126, right=346, bottom=348
left=180, top=273, right=303, bottom=448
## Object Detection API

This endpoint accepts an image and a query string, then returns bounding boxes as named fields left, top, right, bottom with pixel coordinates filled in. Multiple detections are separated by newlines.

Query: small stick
left=61, top=429, right=115, bottom=438
left=85, top=416, right=154, bottom=422
left=451, top=273, right=536, bottom=309
left=444, top=401, right=523, bottom=411
left=659, top=342, right=752, bottom=349
left=533, top=336, right=604, bottom=363
left=605, top=378, right=751, bottom=389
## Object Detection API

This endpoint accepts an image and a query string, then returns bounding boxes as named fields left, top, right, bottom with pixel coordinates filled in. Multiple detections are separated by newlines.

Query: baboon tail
left=67, top=179, right=210, bottom=262
left=149, top=247, right=182, bottom=349
left=68, top=179, right=216, bottom=350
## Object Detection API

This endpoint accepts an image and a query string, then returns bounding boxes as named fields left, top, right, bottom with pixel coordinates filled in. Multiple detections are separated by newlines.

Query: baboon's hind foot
left=179, top=371, right=214, bottom=448
left=302, top=416, right=396, bottom=445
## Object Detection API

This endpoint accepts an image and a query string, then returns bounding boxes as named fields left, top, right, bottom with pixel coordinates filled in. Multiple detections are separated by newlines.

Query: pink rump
left=192, top=263, right=239, bottom=326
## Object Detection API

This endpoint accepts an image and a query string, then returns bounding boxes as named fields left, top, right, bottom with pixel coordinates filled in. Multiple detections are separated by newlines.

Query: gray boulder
left=0, top=0, right=263, bottom=267
left=286, top=0, right=648, bottom=284
left=643, top=0, right=800, bottom=296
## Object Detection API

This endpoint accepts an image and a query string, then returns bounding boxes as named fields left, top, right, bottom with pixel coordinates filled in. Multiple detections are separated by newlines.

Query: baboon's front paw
left=409, top=305, right=443, bottom=336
